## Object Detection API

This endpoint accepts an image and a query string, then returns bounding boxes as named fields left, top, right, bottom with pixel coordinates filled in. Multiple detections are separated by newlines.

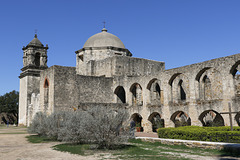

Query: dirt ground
left=0, top=126, right=99, bottom=160
left=0, top=126, right=239, bottom=160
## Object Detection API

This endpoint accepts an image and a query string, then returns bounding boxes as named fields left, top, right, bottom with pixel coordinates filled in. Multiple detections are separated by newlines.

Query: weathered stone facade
left=19, top=29, right=240, bottom=132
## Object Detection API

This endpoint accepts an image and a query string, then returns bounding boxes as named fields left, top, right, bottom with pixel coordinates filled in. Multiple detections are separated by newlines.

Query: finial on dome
left=103, top=20, right=106, bottom=28
left=102, top=28, right=108, bottom=32
left=34, top=29, right=38, bottom=38
left=102, top=21, right=107, bottom=32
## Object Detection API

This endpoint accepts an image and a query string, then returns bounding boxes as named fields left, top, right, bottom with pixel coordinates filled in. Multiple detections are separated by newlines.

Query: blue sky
left=0, top=0, right=240, bottom=95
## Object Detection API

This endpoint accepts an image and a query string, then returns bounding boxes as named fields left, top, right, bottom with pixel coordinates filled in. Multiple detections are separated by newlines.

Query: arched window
left=203, top=75, right=211, bottom=100
left=230, top=61, right=240, bottom=96
left=44, top=78, right=49, bottom=112
left=44, top=78, right=49, bottom=88
left=35, top=53, right=41, bottom=67
left=196, top=67, right=222, bottom=100
left=130, top=83, right=143, bottom=106
left=147, top=79, right=161, bottom=105
left=155, top=83, right=161, bottom=99
left=114, top=86, right=126, bottom=103
left=178, top=80, right=186, bottom=100
left=169, top=73, right=189, bottom=103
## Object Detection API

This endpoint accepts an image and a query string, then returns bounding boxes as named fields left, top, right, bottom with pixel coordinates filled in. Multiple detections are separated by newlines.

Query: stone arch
left=195, top=67, right=211, bottom=81
left=230, top=61, right=240, bottom=96
left=148, top=112, right=164, bottom=132
left=230, top=60, right=240, bottom=76
left=195, top=67, right=211, bottom=100
left=170, top=111, right=191, bottom=127
left=130, top=83, right=143, bottom=106
left=195, top=67, right=222, bottom=100
left=114, top=86, right=126, bottom=103
left=169, top=73, right=182, bottom=86
left=199, top=110, right=224, bottom=127
left=35, top=52, right=41, bottom=67
left=147, top=79, right=162, bottom=105
left=131, top=113, right=143, bottom=132
left=169, top=73, right=189, bottom=102
left=235, top=112, right=240, bottom=126
left=44, top=78, right=49, bottom=88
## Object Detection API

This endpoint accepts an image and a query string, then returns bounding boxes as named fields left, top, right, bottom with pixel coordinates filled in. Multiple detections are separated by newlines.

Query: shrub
left=157, top=126, right=240, bottom=142
left=75, top=106, right=130, bottom=149
left=28, top=106, right=130, bottom=149
left=45, top=111, right=71, bottom=140
left=28, top=112, right=48, bottom=136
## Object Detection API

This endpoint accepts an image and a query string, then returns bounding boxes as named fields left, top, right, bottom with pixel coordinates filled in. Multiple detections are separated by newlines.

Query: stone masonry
left=19, top=28, right=240, bottom=133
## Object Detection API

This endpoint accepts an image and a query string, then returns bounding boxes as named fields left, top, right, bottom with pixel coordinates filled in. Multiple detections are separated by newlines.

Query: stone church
left=19, top=28, right=240, bottom=132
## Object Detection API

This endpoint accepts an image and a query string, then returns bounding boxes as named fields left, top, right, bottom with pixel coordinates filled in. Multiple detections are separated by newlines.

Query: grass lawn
left=26, top=135, right=240, bottom=160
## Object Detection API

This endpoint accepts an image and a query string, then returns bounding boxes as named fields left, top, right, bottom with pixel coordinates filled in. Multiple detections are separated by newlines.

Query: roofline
left=75, top=46, right=132, bottom=56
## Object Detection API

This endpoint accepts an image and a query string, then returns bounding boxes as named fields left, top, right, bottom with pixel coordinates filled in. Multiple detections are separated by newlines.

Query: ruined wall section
left=112, top=73, right=166, bottom=132
left=39, top=66, right=57, bottom=115
left=50, top=65, right=78, bottom=111
left=93, top=56, right=165, bottom=77
left=110, top=53, right=240, bottom=130
left=163, top=53, right=240, bottom=127
left=49, top=65, right=114, bottom=111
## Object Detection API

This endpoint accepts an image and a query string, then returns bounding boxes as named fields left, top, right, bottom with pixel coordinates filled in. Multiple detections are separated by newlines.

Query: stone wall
left=39, top=66, right=56, bottom=115
left=76, top=47, right=131, bottom=76
left=19, top=75, right=41, bottom=126
left=108, top=53, right=240, bottom=132
left=75, top=75, right=114, bottom=103
left=24, top=50, right=240, bottom=130
left=93, top=56, right=165, bottom=77
left=40, top=65, right=115, bottom=112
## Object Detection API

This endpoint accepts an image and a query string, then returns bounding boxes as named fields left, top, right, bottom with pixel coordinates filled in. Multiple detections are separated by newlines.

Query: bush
left=79, top=107, right=130, bottom=149
left=28, top=106, right=130, bottom=149
left=28, top=112, right=48, bottom=136
left=157, top=126, right=240, bottom=142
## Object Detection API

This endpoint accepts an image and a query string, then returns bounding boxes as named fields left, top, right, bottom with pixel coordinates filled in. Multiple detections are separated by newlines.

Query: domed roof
left=83, top=28, right=125, bottom=48
left=27, top=34, right=44, bottom=47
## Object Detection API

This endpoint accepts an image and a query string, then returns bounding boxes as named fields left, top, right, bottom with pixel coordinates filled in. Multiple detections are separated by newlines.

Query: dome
left=27, top=34, right=44, bottom=47
left=83, top=28, right=125, bottom=48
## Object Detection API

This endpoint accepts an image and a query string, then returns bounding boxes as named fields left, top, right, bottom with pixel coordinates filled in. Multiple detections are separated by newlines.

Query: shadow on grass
left=218, top=146, right=240, bottom=158
left=52, top=143, right=136, bottom=156
left=26, top=135, right=58, bottom=143
left=52, top=143, right=88, bottom=155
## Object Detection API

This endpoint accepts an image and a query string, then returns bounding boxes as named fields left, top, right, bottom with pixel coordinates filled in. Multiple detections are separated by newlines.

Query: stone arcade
left=19, top=28, right=240, bottom=132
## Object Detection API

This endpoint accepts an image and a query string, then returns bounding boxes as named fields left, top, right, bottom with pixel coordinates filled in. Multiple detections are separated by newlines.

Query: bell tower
left=18, top=34, right=48, bottom=126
